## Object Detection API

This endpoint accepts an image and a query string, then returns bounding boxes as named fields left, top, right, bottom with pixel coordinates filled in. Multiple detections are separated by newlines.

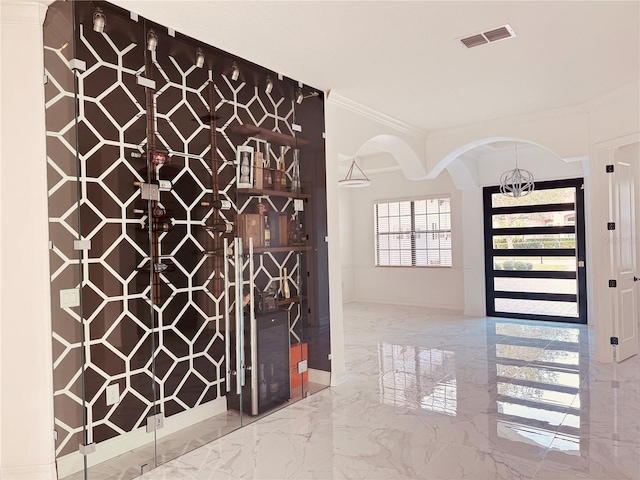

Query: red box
left=290, top=342, right=308, bottom=389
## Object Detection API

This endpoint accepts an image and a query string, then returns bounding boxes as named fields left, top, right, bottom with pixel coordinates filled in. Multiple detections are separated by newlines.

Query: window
left=374, top=197, right=452, bottom=267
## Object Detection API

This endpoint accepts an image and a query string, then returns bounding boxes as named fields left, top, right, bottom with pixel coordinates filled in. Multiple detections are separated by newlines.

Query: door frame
left=483, top=177, right=587, bottom=324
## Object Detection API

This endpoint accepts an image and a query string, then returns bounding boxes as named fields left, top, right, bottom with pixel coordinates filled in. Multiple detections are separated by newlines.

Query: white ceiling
left=116, top=1, right=639, bottom=133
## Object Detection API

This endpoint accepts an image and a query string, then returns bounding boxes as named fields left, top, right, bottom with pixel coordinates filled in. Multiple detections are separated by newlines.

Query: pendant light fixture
left=195, top=48, right=205, bottom=68
left=265, top=76, right=274, bottom=94
left=92, top=7, right=106, bottom=33
left=146, top=30, right=158, bottom=51
left=499, top=142, right=534, bottom=198
left=231, top=62, right=240, bottom=81
left=339, top=158, right=371, bottom=188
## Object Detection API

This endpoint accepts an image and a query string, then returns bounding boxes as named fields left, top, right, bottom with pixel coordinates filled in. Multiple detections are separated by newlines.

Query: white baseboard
left=330, top=369, right=348, bottom=387
left=0, top=463, right=57, bottom=480
left=56, top=397, right=227, bottom=478
left=307, top=368, right=331, bottom=386
left=353, top=298, right=464, bottom=314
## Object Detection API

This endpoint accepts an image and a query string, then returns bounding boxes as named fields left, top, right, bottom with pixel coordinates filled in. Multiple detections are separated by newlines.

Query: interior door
left=609, top=144, right=639, bottom=362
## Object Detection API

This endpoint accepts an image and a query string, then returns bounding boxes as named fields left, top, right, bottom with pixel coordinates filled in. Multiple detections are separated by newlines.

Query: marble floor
left=139, top=302, right=640, bottom=479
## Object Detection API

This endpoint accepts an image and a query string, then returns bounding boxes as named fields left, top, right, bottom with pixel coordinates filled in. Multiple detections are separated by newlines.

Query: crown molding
left=327, top=92, right=427, bottom=140
left=426, top=103, right=589, bottom=141
left=1, top=1, right=53, bottom=26
left=581, top=81, right=640, bottom=112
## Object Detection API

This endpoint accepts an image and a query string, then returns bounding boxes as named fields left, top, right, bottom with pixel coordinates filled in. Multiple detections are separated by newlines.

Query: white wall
left=339, top=187, right=355, bottom=303
left=0, top=2, right=57, bottom=479
left=349, top=168, right=464, bottom=311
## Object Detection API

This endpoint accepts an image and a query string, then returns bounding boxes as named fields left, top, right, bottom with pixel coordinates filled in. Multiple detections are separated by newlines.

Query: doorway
left=483, top=178, right=587, bottom=324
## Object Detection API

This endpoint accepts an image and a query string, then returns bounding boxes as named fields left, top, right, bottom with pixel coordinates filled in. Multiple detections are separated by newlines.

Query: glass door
left=225, top=75, right=310, bottom=421
left=141, top=23, right=244, bottom=469
left=483, top=178, right=587, bottom=323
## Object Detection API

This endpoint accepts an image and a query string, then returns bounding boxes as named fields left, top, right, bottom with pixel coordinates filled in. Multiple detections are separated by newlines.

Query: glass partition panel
left=44, top=3, right=86, bottom=477
left=46, top=2, right=330, bottom=478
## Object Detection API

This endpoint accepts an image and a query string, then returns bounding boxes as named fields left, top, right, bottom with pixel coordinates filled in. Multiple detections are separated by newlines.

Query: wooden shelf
left=230, top=124, right=310, bottom=147
left=236, top=187, right=310, bottom=200
left=253, top=245, right=312, bottom=253
left=278, top=296, right=306, bottom=306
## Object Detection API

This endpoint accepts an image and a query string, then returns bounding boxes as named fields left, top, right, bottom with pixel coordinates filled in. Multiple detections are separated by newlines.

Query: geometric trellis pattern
left=44, top=1, right=307, bottom=465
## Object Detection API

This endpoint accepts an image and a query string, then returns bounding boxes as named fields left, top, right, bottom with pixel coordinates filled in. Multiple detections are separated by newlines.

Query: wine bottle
left=201, top=199, right=232, bottom=210
left=269, top=364, right=279, bottom=394
left=264, top=143, right=273, bottom=189
left=254, top=146, right=264, bottom=189
left=239, top=151, right=251, bottom=185
left=282, top=267, right=291, bottom=299
left=152, top=206, right=173, bottom=219
left=152, top=152, right=169, bottom=165
left=137, top=262, right=175, bottom=273
left=205, top=223, right=233, bottom=234
left=203, top=246, right=233, bottom=256
left=279, top=146, right=287, bottom=189
left=259, top=364, right=267, bottom=400
left=264, top=215, right=271, bottom=247
left=291, top=148, right=301, bottom=193
left=152, top=222, right=173, bottom=233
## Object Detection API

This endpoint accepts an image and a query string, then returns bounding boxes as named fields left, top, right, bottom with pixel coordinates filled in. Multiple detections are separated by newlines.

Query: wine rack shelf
left=278, top=296, right=306, bottom=306
left=253, top=245, right=312, bottom=254
left=230, top=124, right=310, bottom=147
left=236, top=187, right=310, bottom=200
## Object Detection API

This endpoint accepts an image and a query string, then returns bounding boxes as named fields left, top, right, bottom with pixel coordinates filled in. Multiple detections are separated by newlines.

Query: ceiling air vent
left=459, top=24, right=516, bottom=49
left=460, top=34, right=487, bottom=49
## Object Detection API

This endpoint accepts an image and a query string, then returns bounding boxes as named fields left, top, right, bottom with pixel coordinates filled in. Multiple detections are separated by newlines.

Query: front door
left=483, top=178, right=587, bottom=324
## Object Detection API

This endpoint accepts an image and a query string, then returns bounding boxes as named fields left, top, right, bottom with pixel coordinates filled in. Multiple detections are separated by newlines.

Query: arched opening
left=339, top=134, right=426, bottom=180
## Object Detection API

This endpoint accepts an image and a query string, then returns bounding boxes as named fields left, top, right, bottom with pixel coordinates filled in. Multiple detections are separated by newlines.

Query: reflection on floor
left=140, top=302, right=640, bottom=479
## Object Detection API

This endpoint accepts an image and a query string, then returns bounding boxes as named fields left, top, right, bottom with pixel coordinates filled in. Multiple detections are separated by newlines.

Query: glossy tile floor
left=140, top=302, right=640, bottom=479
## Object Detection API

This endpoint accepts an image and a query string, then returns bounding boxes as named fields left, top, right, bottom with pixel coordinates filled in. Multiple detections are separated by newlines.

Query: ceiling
left=116, top=1, right=639, bottom=134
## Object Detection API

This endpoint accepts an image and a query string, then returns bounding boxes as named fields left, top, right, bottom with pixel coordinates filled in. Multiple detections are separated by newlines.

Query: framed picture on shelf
left=236, top=145, right=254, bottom=188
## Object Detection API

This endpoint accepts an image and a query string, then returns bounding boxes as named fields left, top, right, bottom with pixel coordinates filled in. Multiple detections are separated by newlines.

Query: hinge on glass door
left=78, top=443, right=95, bottom=455
left=68, top=58, right=86, bottom=72
left=606, top=165, right=614, bottom=173
left=145, top=413, right=164, bottom=432
left=610, top=336, right=619, bottom=345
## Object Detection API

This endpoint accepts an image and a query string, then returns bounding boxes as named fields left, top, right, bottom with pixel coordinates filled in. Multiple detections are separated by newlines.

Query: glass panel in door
left=144, top=26, right=244, bottom=468
left=226, top=75, right=311, bottom=421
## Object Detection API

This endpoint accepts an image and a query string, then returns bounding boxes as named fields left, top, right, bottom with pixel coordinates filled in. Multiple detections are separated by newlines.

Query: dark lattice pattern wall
left=45, top=5, right=304, bottom=458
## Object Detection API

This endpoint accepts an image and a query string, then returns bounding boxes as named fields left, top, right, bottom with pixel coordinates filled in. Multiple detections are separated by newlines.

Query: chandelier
left=500, top=142, right=534, bottom=198
left=339, top=158, right=371, bottom=188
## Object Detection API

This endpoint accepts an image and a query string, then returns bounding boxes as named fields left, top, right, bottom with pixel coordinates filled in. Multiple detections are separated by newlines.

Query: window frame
left=374, top=196, right=452, bottom=268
